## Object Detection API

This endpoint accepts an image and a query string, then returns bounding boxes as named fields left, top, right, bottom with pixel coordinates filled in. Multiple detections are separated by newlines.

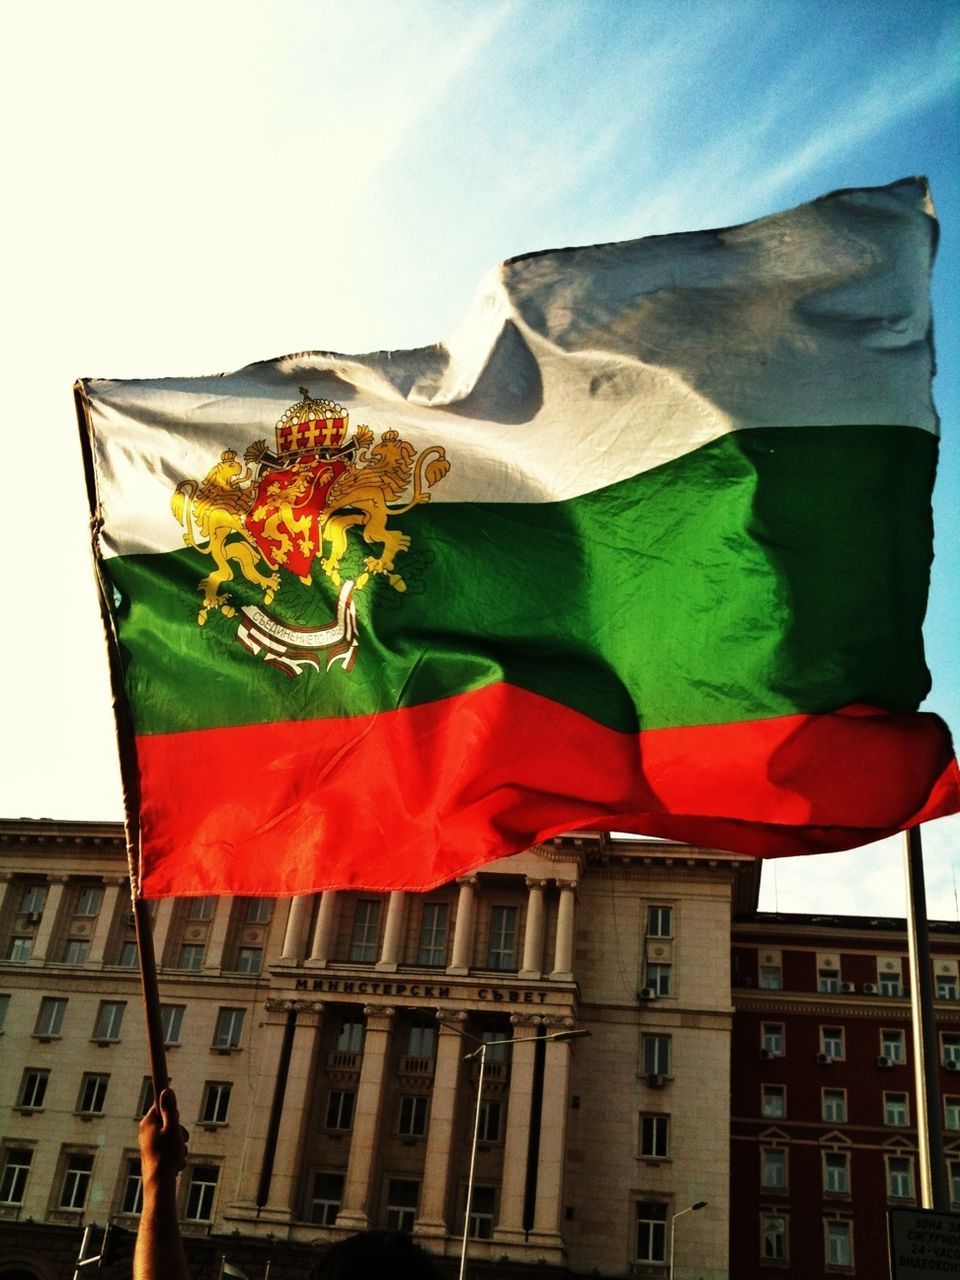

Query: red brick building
left=731, top=912, right=960, bottom=1278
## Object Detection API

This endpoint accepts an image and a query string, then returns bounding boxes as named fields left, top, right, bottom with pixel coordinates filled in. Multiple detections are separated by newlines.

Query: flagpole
left=903, top=825, right=948, bottom=1210
left=74, top=382, right=170, bottom=1102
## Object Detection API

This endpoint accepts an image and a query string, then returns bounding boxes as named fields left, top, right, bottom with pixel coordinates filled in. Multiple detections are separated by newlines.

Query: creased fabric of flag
left=77, top=176, right=960, bottom=898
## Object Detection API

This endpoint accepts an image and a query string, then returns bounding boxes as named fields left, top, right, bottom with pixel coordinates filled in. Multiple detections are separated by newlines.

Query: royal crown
left=276, top=387, right=349, bottom=456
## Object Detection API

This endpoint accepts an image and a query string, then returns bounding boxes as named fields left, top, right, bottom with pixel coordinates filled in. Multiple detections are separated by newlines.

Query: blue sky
left=2, top=0, right=958, bottom=916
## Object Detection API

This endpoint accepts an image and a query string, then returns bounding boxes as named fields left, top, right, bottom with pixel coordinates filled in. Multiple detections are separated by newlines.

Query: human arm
left=134, top=1087, right=190, bottom=1280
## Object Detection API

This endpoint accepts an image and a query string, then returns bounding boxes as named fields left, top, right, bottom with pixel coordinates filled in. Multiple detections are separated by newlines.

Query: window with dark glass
left=761, top=1147, right=787, bottom=1189
left=121, top=1157, right=143, bottom=1215
left=200, top=1081, right=231, bottom=1125
left=645, top=963, right=672, bottom=996
left=761, top=1085, right=786, bottom=1119
left=880, top=1029, right=906, bottom=1062
left=118, top=941, right=138, bottom=968
left=59, top=1153, right=94, bottom=1210
left=397, top=1095, right=428, bottom=1137
left=820, top=1026, right=844, bottom=1060
left=884, top=1092, right=909, bottom=1127
left=641, top=1033, right=671, bottom=1077
left=936, top=973, right=959, bottom=1001
left=234, top=947, right=262, bottom=974
left=160, top=1004, right=185, bottom=1045
left=213, top=1008, right=245, bottom=1049
left=177, top=944, right=205, bottom=971
left=93, top=1001, right=125, bottom=1041
left=0, top=1149, right=32, bottom=1204
left=20, top=884, right=48, bottom=916
left=468, top=1185, right=495, bottom=1239
left=761, top=1023, right=784, bottom=1055
left=310, top=1172, right=343, bottom=1225
left=184, top=1165, right=219, bottom=1221
left=635, top=1202, right=667, bottom=1263
left=187, top=897, right=215, bottom=921
left=349, top=900, right=381, bottom=963
left=822, top=1089, right=847, bottom=1123
left=823, top=1152, right=849, bottom=1194
left=336, top=1017, right=364, bottom=1054
left=647, top=906, right=672, bottom=938
left=825, top=1219, right=852, bottom=1267
left=478, top=1099, right=502, bottom=1144
left=417, top=903, right=448, bottom=966
left=17, top=1069, right=49, bottom=1109
left=325, top=1090, right=355, bottom=1131
left=75, top=886, right=103, bottom=917
left=35, top=997, right=67, bottom=1037
left=762, top=1215, right=787, bottom=1261
left=486, top=907, right=518, bottom=971
left=639, top=1113, right=669, bottom=1158
left=242, top=898, right=271, bottom=924
left=406, top=1017, right=436, bottom=1059
left=386, top=1179, right=419, bottom=1231
left=77, top=1074, right=109, bottom=1115
left=887, top=1156, right=914, bottom=1199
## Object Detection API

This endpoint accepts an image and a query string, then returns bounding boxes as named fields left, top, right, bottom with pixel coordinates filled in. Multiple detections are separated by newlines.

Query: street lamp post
left=458, top=1026, right=589, bottom=1280
left=668, top=1200, right=708, bottom=1280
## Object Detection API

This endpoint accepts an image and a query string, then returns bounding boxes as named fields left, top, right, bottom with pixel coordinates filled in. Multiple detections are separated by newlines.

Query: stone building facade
left=0, top=818, right=756, bottom=1279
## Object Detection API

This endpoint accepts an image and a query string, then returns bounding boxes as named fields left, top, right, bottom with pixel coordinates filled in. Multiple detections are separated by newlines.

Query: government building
left=1, top=818, right=958, bottom=1279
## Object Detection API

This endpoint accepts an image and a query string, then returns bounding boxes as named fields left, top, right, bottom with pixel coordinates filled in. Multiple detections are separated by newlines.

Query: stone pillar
left=530, top=1020, right=576, bottom=1246
left=306, top=890, right=338, bottom=967
left=519, top=880, right=547, bottom=978
left=29, top=876, right=67, bottom=963
left=88, top=879, right=125, bottom=964
left=415, top=1011, right=467, bottom=1237
left=376, top=892, right=406, bottom=971
left=550, top=881, right=578, bottom=981
left=493, top=1016, right=540, bottom=1242
left=258, top=1000, right=323, bottom=1219
left=336, top=1006, right=395, bottom=1229
left=203, top=898, right=233, bottom=971
left=151, top=898, right=176, bottom=966
left=448, top=877, right=478, bottom=975
left=278, top=895, right=313, bottom=965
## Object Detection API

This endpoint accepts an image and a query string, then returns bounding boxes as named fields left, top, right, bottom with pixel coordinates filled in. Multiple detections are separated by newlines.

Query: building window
left=487, top=906, right=518, bottom=971
left=0, top=1148, right=32, bottom=1205
left=160, top=1004, right=185, bottom=1046
left=17, top=1069, right=49, bottom=1110
left=478, top=1099, right=502, bottom=1144
left=762, top=1214, right=787, bottom=1262
left=822, top=1089, right=847, bottom=1124
left=635, top=1202, right=667, bottom=1263
left=639, top=1113, right=669, bottom=1158
left=823, top=1152, right=849, bottom=1195
left=234, top=947, right=262, bottom=974
left=759, top=965, right=782, bottom=990
left=119, top=941, right=139, bottom=968
left=645, top=963, right=672, bottom=996
left=936, top=973, right=959, bottom=1001
left=945, top=1097, right=960, bottom=1132
left=950, top=1160, right=960, bottom=1207
left=878, top=964, right=904, bottom=997
left=820, top=1027, right=844, bottom=1060
left=761, top=1084, right=786, bottom=1119
left=942, top=1034, right=960, bottom=1066
left=761, top=1147, right=787, bottom=1189
left=310, top=1172, right=343, bottom=1225
left=349, top=899, right=382, bottom=963
left=884, top=1092, right=909, bottom=1127
left=641, top=1033, right=671, bottom=1078
left=213, top=1008, right=245, bottom=1050
left=75, top=886, right=103, bottom=917
left=397, top=1095, right=428, bottom=1138
left=137, top=1077, right=155, bottom=1118
left=417, top=903, right=448, bottom=966
left=337, top=1017, right=364, bottom=1054
left=242, top=898, right=271, bottom=924
left=200, top=1082, right=232, bottom=1125
left=59, top=1153, right=94, bottom=1210
left=187, top=897, right=215, bottom=921
left=77, top=1074, right=109, bottom=1116
left=468, top=1185, right=495, bottom=1239
left=761, top=1023, right=784, bottom=1056
left=184, top=1165, right=219, bottom=1222
left=93, top=1001, right=126, bottom=1042
left=825, top=1219, right=853, bottom=1268
left=406, top=1017, right=436, bottom=1059
left=35, top=997, right=67, bottom=1037
left=121, top=1157, right=143, bottom=1215
left=385, top=1178, right=419, bottom=1231
left=64, top=939, right=90, bottom=965
left=7, top=936, right=33, bottom=962
left=480, top=1028, right=509, bottom=1061
left=818, top=968, right=840, bottom=994
left=880, top=1029, right=906, bottom=1063
left=20, top=884, right=48, bottom=916
left=887, top=1156, right=914, bottom=1200
left=177, top=944, right=205, bottom=971
left=647, top=906, right=672, bottom=938
left=325, top=1090, right=355, bottom=1131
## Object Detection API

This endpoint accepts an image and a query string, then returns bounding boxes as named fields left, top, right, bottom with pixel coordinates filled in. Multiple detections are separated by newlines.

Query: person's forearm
left=134, top=1180, right=189, bottom=1280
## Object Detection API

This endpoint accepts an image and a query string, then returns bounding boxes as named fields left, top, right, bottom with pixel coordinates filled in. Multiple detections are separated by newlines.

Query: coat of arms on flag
left=169, top=387, right=451, bottom=675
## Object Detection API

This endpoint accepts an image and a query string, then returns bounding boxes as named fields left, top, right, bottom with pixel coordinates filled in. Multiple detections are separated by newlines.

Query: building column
left=305, top=890, right=338, bottom=968
left=203, top=898, right=233, bottom=971
left=29, top=876, right=67, bottom=963
left=336, top=1005, right=395, bottom=1230
left=493, top=1016, right=540, bottom=1243
left=151, top=898, right=176, bottom=966
left=519, top=879, right=547, bottom=978
left=550, top=881, right=578, bottom=981
left=88, top=879, right=125, bottom=964
left=530, top=1019, right=576, bottom=1247
left=0, top=872, right=13, bottom=917
left=415, top=1011, right=467, bottom=1237
left=277, top=894, right=313, bottom=965
left=448, top=877, right=478, bottom=975
left=376, top=892, right=406, bottom=971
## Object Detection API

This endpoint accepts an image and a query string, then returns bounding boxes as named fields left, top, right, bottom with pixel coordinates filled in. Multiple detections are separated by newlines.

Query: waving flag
left=77, top=177, right=960, bottom=898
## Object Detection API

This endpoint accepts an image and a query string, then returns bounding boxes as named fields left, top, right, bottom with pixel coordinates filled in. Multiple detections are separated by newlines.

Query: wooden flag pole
left=74, top=382, right=170, bottom=1102
left=904, top=824, right=948, bottom=1210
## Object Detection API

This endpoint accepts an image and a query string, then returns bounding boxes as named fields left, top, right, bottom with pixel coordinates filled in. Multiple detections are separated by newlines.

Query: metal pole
left=904, top=826, right=949, bottom=1209
left=72, top=1225, right=94, bottom=1280
left=459, top=1042, right=486, bottom=1280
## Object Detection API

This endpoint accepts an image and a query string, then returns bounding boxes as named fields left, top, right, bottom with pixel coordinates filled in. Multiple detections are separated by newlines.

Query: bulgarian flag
left=77, top=177, right=960, bottom=899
